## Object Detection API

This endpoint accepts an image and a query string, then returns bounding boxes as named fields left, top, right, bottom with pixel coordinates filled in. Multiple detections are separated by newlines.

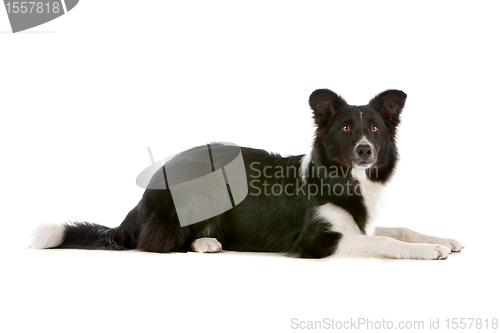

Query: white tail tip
left=31, top=223, right=65, bottom=249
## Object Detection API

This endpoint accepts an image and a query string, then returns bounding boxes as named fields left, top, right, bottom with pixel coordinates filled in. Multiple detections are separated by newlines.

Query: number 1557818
left=5, top=2, right=61, bottom=14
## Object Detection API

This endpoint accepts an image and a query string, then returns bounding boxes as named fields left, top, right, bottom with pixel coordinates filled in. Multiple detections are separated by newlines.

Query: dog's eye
left=342, top=125, right=350, bottom=132
left=372, top=125, right=378, bottom=133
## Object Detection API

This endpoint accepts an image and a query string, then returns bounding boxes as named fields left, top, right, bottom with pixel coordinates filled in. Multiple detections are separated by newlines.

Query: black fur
left=52, top=89, right=406, bottom=258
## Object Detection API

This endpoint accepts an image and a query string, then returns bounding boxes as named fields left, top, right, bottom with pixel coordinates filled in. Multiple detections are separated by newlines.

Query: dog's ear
left=369, top=90, right=407, bottom=131
left=309, top=89, right=347, bottom=126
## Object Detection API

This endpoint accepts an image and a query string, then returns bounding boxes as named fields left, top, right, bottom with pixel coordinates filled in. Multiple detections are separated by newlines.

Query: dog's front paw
left=431, top=244, right=452, bottom=259
left=433, top=237, right=463, bottom=252
left=404, top=244, right=451, bottom=260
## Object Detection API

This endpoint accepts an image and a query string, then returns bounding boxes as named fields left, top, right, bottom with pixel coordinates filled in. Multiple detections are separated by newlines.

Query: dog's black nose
left=356, top=145, right=372, bottom=158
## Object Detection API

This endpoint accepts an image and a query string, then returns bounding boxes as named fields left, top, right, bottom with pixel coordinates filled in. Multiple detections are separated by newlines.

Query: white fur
left=315, top=168, right=387, bottom=237
left=299, top=152, right=312, bottom=183
left=375, top=227, right=464, bottom=252
left=354, top=135, right=372, bottom=148
left=334, top=234, right=451, bottom=259
left=31, top=223, right=65, bottom=249
left=316, top=203, right=362, bottom=235
left=191, top=237, right=222, bottom=253
left=351, top=167, right=387, bottom=236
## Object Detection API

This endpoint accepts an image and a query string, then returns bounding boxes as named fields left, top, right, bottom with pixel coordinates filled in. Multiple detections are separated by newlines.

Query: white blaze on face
left=355, top=135, right=373, bottom=148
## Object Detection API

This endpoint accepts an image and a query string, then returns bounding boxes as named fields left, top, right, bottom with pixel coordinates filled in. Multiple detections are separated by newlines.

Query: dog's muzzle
left=353, top=144, right=376, bottom=168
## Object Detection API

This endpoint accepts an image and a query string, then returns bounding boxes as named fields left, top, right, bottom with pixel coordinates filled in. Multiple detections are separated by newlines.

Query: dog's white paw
left=436, top=238, right=463, bottom=252
left=404, top=243, right=451, bottom=260
left=191, top=238, right=222, bottom=253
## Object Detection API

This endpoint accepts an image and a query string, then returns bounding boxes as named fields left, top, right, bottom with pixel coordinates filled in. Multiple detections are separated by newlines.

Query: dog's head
left=309, top=89, right=406, bottom=171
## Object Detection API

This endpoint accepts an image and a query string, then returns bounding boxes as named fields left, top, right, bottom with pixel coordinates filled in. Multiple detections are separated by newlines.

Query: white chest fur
left=315, top=167, right=387, bottom=236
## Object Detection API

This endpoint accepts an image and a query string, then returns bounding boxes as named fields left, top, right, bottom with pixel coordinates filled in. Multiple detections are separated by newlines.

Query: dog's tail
left=31, top=222, right=129, bottom=250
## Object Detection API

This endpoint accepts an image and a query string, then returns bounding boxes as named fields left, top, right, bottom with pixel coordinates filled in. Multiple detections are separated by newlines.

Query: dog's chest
left=316, top=168, right=387, bottom=236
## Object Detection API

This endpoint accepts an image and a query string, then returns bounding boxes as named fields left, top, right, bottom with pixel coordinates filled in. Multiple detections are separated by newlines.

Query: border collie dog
left=32, top=89, right=462, bottom=259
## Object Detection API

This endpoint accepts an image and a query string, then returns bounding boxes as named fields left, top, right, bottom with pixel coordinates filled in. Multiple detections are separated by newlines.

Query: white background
left=1, top=1, right=499, bottom=332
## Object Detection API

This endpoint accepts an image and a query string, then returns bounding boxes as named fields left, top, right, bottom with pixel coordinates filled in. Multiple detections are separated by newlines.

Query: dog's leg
left=191, top=237, right=222, bottom=253
left=333, top=234, right=451, bottom=259
left=374, top=227, right=463, bottom=252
